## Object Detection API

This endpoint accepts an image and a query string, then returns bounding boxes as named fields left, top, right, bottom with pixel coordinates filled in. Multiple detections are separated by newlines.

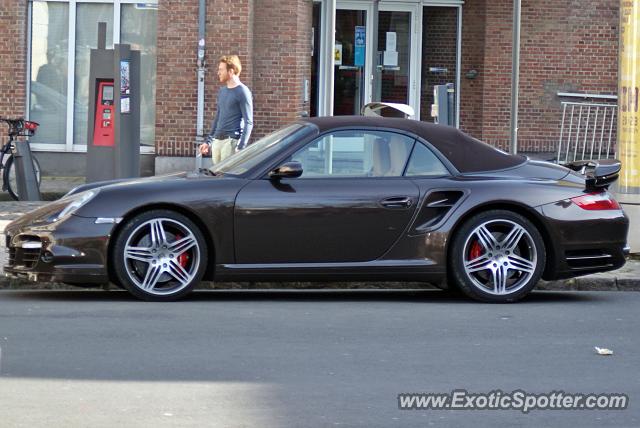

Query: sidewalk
left=0, top=175, right=85, bottom=202
left=0, top=176, right=639, bottom=291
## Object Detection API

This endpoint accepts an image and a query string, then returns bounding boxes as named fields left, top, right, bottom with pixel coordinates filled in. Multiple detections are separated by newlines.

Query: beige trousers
left=211, top=137, right=238, bottom=164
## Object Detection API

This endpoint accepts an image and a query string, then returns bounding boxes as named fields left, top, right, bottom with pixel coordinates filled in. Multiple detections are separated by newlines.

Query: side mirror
left=269, top=161, right=303, bottom=179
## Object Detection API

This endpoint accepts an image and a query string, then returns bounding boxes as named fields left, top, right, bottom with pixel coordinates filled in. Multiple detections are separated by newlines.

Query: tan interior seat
left=387, top=136, right=410, bottom=176
left=371, top=138, right=391, bottom=176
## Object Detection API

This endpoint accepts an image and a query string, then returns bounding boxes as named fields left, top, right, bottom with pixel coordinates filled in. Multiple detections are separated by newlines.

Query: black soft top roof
left=300, top=116, right=526, bottom=173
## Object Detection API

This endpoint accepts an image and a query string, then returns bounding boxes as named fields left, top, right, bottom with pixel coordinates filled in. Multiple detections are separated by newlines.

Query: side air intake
left=411, top=191, right=465, bottom=233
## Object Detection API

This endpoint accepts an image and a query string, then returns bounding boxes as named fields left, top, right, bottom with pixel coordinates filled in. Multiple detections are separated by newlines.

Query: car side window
left=404, top=142, right=450, bottom=177
left=290, top=130, right=415, bottom=178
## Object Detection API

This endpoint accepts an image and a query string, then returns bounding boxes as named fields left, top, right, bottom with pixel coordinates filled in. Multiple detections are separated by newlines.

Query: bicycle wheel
left=4, top=154, right=42, bottom=201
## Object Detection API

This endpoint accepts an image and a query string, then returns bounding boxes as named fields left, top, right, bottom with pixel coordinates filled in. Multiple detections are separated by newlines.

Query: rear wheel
left=112, top=210, right=207, bottom=301
left=4, top=154, right=42, bottom=201
left=450, top=210, right=545, bottom=303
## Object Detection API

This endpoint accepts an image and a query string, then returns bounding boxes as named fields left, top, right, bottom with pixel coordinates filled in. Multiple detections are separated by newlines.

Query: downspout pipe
left=195, top=0, right=206, bottom=170
left=510, top=0, right=521, bottom=154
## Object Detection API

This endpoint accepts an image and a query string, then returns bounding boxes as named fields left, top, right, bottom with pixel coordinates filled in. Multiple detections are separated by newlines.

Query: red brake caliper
left=174, top=233, right=189, bottom=268
left=469, top=240, right=483, bottom=260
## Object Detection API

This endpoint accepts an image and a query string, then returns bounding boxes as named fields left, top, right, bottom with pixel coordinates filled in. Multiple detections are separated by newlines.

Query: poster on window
left=120, top=60, right=131, bottom=114
left=354, top=26, right=365, bottom=67
left=619, top=1, right=640, bottom=192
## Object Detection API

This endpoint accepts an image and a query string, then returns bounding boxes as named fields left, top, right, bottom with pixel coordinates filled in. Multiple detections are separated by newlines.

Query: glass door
left=375, top=3, right=420, bottom=119
left=334, top=2, right=373, bottom=116
left=330, top=1, right=420, bottom=118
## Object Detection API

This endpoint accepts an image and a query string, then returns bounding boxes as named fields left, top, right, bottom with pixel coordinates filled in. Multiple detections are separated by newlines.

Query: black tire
left=450, top=210, right=546, bottom=303
left=4, top=154, right=42, bottom=201
left=110, top=279, right=125, bottom=290
left=112, top=209, right=208, bottom=301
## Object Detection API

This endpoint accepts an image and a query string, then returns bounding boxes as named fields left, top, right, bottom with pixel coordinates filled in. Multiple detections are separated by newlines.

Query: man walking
left=199, top=55, right=253, bottom=163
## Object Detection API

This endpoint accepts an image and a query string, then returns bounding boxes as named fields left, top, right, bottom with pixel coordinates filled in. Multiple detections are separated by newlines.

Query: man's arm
left=237, top=85, right=253, bottom=150
left=208, top=108, right=220, bottom=141
left=200, top=92, right=221, bottom=155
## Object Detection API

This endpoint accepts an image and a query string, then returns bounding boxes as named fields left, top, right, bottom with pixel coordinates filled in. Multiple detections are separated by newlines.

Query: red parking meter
left=92, top=80, right=115, bottom=147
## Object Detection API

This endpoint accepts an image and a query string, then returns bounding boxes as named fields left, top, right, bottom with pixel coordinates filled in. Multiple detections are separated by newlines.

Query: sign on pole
left=619, top=1, right=640, bottom=193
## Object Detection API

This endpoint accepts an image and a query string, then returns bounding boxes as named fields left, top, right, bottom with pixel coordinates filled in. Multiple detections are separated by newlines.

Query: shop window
left=121, top=4, right=157, bottom=147
left=29, top=2, right=69, bottom=145
left=73, top=3, right=114, bottom=147
left=28, top=1, right=158, bottom=150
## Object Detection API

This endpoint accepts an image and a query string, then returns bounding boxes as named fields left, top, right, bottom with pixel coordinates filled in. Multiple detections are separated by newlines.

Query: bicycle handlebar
left=0, top=117, right=39, bottom=137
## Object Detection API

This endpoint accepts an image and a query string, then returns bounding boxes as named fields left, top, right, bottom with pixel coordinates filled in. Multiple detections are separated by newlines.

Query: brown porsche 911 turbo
left=4, top=116, right=629, bottom=302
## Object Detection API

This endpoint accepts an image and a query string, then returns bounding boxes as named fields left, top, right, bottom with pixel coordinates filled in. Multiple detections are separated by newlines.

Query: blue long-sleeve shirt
left=208, top=84, right=254, bottom=150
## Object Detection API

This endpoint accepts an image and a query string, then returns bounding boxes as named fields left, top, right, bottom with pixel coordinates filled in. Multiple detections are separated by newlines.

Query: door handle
left=380, top=196, right=413, bottom=209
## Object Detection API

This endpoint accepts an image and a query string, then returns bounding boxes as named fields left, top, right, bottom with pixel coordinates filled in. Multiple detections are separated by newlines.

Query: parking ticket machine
left=431, top=83, right=455, bottom=127
left=86, top=22, right=140, bottom=183
left=92, top=80, right=115, bottom=147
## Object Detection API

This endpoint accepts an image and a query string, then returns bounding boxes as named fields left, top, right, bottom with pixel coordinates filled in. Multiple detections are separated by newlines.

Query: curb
left=1, top=276, right=639, bottom=292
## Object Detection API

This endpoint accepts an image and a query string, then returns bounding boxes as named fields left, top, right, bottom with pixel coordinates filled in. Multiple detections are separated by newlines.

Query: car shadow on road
left=0, top=288, right=607, bottom=304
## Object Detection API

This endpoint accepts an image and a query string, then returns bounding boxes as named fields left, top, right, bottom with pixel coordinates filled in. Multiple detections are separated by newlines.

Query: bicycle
left=0, top=117, right=42, bottom=200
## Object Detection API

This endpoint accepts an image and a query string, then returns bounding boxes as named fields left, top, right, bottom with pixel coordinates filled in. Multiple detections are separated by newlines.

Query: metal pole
left=321, top=0, right=336, bottom=116
left=371, top=0, right=380, bottom=104
left=509, top=0, right=521, bottom=154
left=13, top=141, right=41, bottom=201
left=195, top=0, right=206, bottom=170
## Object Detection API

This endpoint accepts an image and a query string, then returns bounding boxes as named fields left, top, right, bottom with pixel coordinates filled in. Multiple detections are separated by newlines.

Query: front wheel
left=112, top=210, right=208, bottom=301
left=450, top=210, right=546, bottom=303
left=4, top=154, right=42, bottom=201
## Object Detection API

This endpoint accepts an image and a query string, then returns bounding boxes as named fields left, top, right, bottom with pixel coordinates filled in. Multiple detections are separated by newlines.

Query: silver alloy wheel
left=462, top=219, right=537, bottom=296
left=123, top=217, right=201, bottom=296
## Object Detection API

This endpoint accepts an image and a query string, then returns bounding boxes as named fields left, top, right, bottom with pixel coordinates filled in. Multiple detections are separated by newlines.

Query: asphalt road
left=0, top=289, right=638, bottom=427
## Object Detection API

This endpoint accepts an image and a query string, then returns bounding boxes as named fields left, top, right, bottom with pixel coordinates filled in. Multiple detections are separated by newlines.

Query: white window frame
left=26, top=0, right=158, bottom=153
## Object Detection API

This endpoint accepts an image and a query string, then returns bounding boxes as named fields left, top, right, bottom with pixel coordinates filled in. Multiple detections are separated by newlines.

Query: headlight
left=48, top=190, right=99, bottom=223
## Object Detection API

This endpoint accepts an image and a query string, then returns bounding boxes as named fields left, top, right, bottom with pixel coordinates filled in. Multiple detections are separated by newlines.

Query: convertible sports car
left=4, top=116, right=629, bottom=302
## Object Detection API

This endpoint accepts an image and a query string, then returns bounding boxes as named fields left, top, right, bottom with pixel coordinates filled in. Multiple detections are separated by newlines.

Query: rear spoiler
left=361, top=102, right=415, bottom=118
left=564, top=159, right=621, bottom=190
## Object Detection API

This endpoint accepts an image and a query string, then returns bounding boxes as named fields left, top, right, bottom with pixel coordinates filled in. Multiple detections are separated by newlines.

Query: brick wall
left=0, top=0, right=620, bottom=158
left=155, top=0, right=200, bottom=157
left=459, top=0, right=486, bottom=140
left=0, top=0, right=27, bottom=146
left=206, top=0, right=254, bottom=135
left=252, top=0, right=311, bottom=139
left=155, top=0, right=310, bottom=156
left=461, top=0, right=619, bottom=152
left=517, top=0, right=619, bottom=153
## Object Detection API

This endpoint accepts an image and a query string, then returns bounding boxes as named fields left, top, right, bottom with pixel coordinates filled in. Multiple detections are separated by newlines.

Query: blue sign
left=354, top=26, right=365, bottom=67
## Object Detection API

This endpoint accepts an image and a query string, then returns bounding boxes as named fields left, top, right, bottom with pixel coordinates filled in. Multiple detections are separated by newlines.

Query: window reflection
left=73, top=3, right=114, bottom=146
left=121, top=4, right=158, bottom=147
left=29, top=2, right=68, bottom=145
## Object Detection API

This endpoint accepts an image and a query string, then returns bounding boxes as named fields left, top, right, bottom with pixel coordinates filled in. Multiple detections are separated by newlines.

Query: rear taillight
left=24, top=121, right=39, bottom=131
left=571, top=192, right=621, bottom=210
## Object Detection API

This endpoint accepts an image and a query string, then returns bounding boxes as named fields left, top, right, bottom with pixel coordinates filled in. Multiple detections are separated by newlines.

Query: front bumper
left=4, top=215, right=115, bottom=285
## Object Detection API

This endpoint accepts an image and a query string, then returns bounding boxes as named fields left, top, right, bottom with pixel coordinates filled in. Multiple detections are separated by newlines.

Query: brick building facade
left=468, top=0, right=619, bottom=152
left=0, top=0, right=621, bottom=174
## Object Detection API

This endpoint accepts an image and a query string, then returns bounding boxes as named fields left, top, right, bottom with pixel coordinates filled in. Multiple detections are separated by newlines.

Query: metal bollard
left=13, top=141, right=41, bottom=201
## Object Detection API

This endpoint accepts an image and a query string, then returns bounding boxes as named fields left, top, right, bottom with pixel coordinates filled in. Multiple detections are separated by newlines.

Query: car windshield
left=210, top=123, right=312, bottom=176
